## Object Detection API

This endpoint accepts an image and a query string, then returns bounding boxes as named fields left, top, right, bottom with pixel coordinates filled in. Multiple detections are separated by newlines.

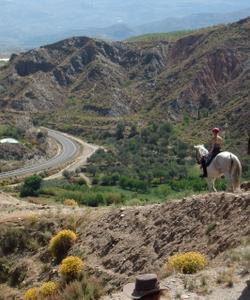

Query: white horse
left=194, top=145, right=242, bottom=192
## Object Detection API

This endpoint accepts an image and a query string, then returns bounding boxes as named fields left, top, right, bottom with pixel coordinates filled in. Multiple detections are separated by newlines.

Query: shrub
left=24, top=287, right=39, bottom=300
left=52, top=280, right=84, bottom=300
left=105, top=192, right=125, bottom=205
left=0, top=258, right=10, bottom=283
left=52, top=274, right=103, bottom=300
left=48, top=230, right=77, bottom=262
left=216, top=269, right=235, bottom=287
left=64, top=199, right=78, bottom=207
left=76, top=177, right=87, bottom=186
left=115, top=122, right=125, bottom=140
left=59, top=256, right=84, bottom=281
left=20, top=175, right=43, bottom=197
left=39, top=281, right=59, bottom=297
left=119, top=176, right=148, bottom=193
left=83, top=192, right=105, bottom=207
left=0, top=228, right=37, bottom=255
left=63, top=170, right=74, bottom=179
left=24, top=213, right=39, bottom=226
left=8, top=262, right=28, bottom=287
left=100, top=175, right=113, bottom=186
left=92, top=176, right=99, bottom=185
left=166, top=251, right=207, bottom=274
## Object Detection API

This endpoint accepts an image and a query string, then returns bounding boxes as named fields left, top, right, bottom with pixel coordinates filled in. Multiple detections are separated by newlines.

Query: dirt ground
left=0, top=187, right=250, bottom=300
left=74, top=191, right=250, bottom=295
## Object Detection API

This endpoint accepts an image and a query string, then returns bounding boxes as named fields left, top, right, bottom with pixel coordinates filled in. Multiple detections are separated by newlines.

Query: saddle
left=205, top=147, right=221, bottom=167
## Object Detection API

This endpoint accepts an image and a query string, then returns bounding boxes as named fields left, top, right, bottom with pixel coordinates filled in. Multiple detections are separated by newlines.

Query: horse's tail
left=230, top=155, right=242, bottom=192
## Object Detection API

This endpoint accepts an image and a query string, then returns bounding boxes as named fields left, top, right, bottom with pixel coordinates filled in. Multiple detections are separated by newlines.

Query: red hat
left=212, top=127, right=220, bottom=133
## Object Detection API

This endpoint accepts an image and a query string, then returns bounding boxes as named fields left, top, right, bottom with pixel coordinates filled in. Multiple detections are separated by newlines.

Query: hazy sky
left=1, top=0, right=250, bottom=28
left=0, top=0, right=249, bottom=50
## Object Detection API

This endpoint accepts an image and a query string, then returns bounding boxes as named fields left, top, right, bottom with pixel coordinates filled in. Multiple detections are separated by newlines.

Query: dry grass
left=183, top=275, right=211, bottom=295
left=24, top=213, right=39, bottom=226
left=216, top=268, right=236, bottom=287
left=227, top=245, right=250, bottom=265
left=222, top=238, right=250, bottom=275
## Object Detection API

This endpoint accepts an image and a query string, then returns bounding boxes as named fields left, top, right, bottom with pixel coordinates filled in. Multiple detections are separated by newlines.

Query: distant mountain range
left=137, top=8, right=250, bottom=34
left=0, top=0, right=250, bottom=54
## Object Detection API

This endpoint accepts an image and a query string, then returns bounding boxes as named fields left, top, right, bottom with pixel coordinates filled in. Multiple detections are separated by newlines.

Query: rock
left=246, top=280, right=250, bottom=288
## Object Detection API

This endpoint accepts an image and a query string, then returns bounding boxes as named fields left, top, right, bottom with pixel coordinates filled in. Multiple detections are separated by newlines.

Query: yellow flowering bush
left=48, top=229, right=77, bottom=261
left=64, top=199, right=78, bottom=207
left=24, top=287, right=38, bottom=300
left=39, top=281, right=59, bottom=297
left=166, top=251, right=207, bottom=274
left=59, top=256, right=84, bottom=280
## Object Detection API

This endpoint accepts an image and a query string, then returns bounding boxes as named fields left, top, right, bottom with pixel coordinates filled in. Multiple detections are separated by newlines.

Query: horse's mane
left=194, top=144, right=209, bottom=156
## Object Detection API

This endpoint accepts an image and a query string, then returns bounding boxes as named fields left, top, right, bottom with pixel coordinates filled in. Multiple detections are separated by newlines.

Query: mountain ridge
left=0, top=17, right=249, bottom=151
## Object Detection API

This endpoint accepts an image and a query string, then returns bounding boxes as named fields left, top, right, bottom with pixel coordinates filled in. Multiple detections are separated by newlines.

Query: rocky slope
left=75, top=191, right=250, bottom=291
left=0, top=18, right=249, bottom=126
left=0, top=189, right=249, bottom=299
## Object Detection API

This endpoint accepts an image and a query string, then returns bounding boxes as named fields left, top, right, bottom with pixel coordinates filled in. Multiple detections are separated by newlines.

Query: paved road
left=0, top=129, right=78, bottom=179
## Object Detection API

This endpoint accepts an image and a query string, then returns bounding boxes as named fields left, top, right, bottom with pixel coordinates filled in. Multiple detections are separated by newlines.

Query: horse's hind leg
left=231, top=172, right=241, bottom=193
left=225, top=173, right=233, bottom=192
left=228, top=180, right=234, bottom=193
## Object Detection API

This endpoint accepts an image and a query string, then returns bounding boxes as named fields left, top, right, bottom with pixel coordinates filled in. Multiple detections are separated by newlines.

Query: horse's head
left=194, top=144, right=209, bottom=164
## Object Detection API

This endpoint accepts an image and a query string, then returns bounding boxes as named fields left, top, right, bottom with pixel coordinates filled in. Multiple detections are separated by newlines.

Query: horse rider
left=200, top=127, right=223, bottom=178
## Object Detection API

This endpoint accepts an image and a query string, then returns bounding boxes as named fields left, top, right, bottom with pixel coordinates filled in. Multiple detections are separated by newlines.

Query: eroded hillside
left=0, top=18, right=249, bottom=129
left=0, top=188, right=249, bottom=299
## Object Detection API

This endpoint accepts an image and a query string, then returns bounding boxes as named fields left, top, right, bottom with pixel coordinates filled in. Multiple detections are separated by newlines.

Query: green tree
left=129, top=124, right=138, bottom=138
left=115, top=122, right=125, bottom=140
left=20, top=175, right=43, bottom=197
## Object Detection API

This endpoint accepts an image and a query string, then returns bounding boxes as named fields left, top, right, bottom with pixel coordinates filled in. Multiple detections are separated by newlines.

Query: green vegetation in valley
left=38, top=177, right=207, bottom=207
left=85, top=121, right=227, bottom=194
left=28, top=121, right=227, bottom=207
left=0, top=125, right=24, bottom=140
left=34, top=107, right=250, bottom=207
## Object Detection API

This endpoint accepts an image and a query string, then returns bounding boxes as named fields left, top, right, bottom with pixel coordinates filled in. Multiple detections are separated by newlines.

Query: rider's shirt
left=206, top=135, right=223, bottom=166
left=211, top=135, right=223, bottom=154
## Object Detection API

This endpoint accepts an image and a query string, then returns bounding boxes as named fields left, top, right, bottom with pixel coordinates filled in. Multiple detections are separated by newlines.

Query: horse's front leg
left=212, top=179, right=217, bottom=192
left=207, top=178, right=217, bottom=192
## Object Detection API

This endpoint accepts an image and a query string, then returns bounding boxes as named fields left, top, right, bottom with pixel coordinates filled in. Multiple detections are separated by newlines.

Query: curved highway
left=0, top=129, right=78, bottom=179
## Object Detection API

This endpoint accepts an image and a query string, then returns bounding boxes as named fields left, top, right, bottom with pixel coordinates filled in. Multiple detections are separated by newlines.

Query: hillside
left=0, top=18, right=249, bottom=148
left=0, top=189, right=250, bottom=299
